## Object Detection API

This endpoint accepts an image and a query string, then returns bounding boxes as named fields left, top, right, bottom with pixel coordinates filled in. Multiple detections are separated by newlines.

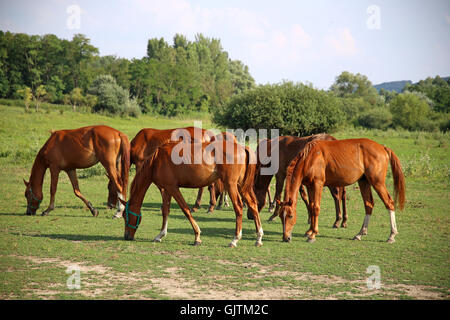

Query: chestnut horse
left=279, top=138, right=405, bottom=243
left=107, top=127, right=217, bottom=211
left=24, top=125, right=130, bottom=217
left=122, top=139, right=263, bottom=247
left=252, top=134, right=347, bottom=228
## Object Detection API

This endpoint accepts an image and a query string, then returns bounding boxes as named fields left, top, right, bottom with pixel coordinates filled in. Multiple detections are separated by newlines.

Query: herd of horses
left=23, top=125, right=406, bottom=247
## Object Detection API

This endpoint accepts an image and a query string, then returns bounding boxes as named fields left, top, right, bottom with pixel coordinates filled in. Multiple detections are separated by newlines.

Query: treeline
left=215, top=72, right=450, bottom=135
left=0, top=31, right=254, bottom=116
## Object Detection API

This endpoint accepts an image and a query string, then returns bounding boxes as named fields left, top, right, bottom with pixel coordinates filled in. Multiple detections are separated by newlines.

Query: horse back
left=305, top=138, right=389, bottom=186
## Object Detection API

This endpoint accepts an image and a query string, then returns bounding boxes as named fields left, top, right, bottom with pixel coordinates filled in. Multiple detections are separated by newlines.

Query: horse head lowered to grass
left=24, top=125, right=130, bottom=218
left=120, top=137, right=264, bottom=248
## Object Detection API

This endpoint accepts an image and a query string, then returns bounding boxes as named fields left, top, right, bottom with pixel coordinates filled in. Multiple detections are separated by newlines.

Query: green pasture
left=0, top=104, right=449, bottom=300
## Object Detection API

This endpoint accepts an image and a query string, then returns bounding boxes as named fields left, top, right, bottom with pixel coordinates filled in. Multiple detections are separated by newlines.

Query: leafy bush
left=357, top=107, right=393, bottom=130
left=213, top=82, right=344, bottom=136
left=390, top=92, right=432, bottom=131
left=89, top=75, right=140, bottom=117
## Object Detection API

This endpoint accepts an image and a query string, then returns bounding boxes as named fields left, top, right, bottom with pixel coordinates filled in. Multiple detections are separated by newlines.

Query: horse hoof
left=41, top=212, right=49, bottom=216
left=341, top=223, right=347, bottom=228
left=307, top=237, right=316, bottom=243
left=153, top=238, right=162, bottom=243
left=255, top=241, right=263, bottom=247
left=193, top=241, right=202, bottom=246
left=191, top=207, right=199, bottom=213
left=332, top=224, right=339, bottom=229
left=352, top=235, right=361, bottom=241
left=228, top=242, right=237, bottom=248
left=387, top=238, right=395, bottom=243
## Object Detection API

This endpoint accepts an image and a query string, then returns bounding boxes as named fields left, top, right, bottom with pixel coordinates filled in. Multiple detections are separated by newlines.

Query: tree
left=70, top=87, right=84, bottom=111
left=17, top=86, right=33, bottom=110
left=214, top=82, right=344, bottom=136
left=229, top=59, right=255, bottom=95
left=330, top=71, right=379, bottom=102
left=89, top=74, right=139, bottom=117
left=404, top=76, right=450, bottom=113
left=34, top=85, right=47, bottom=111
left=390, top=92, right=432, bottom=130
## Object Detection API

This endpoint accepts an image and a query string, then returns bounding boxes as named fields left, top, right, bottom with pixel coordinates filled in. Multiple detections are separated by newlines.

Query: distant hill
left=374, top=77, right=450, bottom=93
left=373, top=80, right=412, bottom=93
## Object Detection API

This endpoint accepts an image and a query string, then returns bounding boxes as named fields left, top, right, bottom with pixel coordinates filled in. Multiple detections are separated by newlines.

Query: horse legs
left=341, top=187, right=348, bottom=228
left=300, top=185, right=311, bottom=225
left=207, top=184, right=216, bottom=213
left=371, top=181, right=398, bottom=243
left=66, top=169, right=98, bottom=217
left=268, top=174, right=285, bottom=221
left=329, top=186, right=343, bottom=228
left=353, top=178, right=374, bottom=241
left=267, top=185, right=275, bottom=212
left=241, top=190, right=264, bottom=247
left=169, top=187, right=202, bottom=246
left=191, top=187, right=203, bottom=212
left=102, top=163, right=125, bottom=219
left=306, top=183, right=324, bottom=243
left=226, top=183, right=244, bottom=247
left=154, top=190, right=171, bottom=242
left=42, top=166, right=60, bottom=216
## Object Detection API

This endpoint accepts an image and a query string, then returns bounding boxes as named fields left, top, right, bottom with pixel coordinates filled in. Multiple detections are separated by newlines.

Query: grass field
left=0, top=104, right=449, bottom=300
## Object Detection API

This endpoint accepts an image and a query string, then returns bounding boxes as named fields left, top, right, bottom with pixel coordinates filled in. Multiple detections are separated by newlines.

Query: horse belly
left=325, top=167, right=363, bottom=187
left=176, top=164, right=218, bottom=188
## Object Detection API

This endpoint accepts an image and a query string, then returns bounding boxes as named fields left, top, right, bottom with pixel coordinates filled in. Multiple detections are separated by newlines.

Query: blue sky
left=1, top=0, right=449, bottom=88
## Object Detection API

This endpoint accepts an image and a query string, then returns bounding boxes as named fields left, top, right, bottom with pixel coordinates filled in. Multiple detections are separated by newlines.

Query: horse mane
left=130, top=147, right=160, bottom=196
left=285, top=140, right=318, bottom=187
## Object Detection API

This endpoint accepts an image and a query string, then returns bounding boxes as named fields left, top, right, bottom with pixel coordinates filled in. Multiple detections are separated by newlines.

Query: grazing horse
left=252, top=134, right=347, bottom=228
left=279, top=138, right=405, bottom=243
left=107, top=127, right=216, bottom=211
left=121, top=139, right=264, bottom=247
left=24, top=125, right=130, bottom=218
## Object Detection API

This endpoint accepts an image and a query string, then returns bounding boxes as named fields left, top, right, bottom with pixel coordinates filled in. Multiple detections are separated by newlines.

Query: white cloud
left=325, top=28, right=359, bottom=56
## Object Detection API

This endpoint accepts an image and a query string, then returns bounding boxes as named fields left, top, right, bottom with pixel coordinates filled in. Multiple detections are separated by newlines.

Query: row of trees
left=1, top=30, right=448, bottom=132
left=216, top=72, right=449, bottom=134
left=0, top=31, right=255, bottom=116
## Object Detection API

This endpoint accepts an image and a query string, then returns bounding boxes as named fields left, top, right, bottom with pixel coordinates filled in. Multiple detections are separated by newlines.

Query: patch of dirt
left=8, top=255, right=447, bottom=300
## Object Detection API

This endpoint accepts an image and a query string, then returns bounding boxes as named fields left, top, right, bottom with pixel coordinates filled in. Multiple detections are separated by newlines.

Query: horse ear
left=23, top=179, right=29, bottom=186
left=275, top=199, right=282, bottom=206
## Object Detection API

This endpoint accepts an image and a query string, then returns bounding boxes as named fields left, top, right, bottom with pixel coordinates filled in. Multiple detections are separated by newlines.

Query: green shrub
left=390, top=92, right=432, bottom=131
left=357, top=107, right=393, bottom=130
left=213, top=81, right=344, bottom=136
left=89, top=75, right=140, bottom=117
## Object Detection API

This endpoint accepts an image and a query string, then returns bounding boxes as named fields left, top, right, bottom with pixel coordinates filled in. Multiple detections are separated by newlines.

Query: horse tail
left=119, top=132, right=131, bottom=200
left=241, top=146, right=257, bottom=196
left=385, top=147, right=406, bottom=211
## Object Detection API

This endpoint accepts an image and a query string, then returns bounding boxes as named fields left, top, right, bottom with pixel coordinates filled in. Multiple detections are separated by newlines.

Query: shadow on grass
left=14, top=232, right=122, bottom=242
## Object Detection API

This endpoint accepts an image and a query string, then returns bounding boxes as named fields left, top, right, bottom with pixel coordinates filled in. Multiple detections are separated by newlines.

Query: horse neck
left=29, top=153, right=47, bottom=196
left=128, top=165, right=153, bottom=212
left=284, top=160, right=304, bottom=205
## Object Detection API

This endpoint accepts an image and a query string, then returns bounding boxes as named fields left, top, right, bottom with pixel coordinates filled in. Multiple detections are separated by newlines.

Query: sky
left=0, top=0, right=449, bottom=89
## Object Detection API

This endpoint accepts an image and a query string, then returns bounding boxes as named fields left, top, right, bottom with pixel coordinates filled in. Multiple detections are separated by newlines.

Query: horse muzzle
left=124, top=230, right=134, bottom=241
